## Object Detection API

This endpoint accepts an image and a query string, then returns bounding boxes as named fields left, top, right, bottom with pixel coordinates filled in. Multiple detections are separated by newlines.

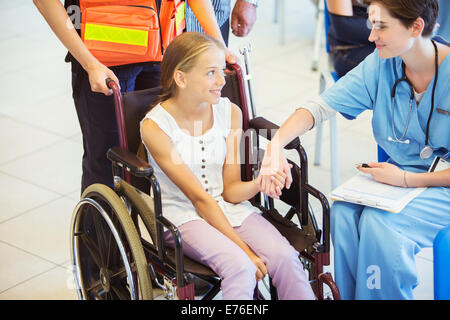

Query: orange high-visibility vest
left=80, top=0, right=185, bottom=66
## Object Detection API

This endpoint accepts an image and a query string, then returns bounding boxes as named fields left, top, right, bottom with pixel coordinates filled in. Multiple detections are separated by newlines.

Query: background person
left=33, top=0, right=236, bottom=193
left=186, top=0, right=260, bottom=45
left=326, top=0, right=376, bottom=77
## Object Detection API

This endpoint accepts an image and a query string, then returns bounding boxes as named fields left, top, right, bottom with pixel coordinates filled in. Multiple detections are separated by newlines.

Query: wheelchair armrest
left=249, top=116, right=301, bottom=150
left=304, top=183, right=331, bottom=256
left=107, top=146, right=153, bottom=178
left=155, top=215, right=186, bottom=287
left=156, top=216, right=182, bottom=249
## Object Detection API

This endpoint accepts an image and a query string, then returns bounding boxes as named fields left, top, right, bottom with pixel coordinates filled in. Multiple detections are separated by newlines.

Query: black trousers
left=332, top=45, right=375, bottom=78
left=72, top=61, right=161, bottom=193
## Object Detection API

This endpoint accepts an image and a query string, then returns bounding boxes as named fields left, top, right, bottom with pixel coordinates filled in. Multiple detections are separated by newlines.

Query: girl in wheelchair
left=140, top=32, right=315, bottom=300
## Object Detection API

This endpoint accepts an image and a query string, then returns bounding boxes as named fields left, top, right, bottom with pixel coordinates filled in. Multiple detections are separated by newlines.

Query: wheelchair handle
left=106, top=77, right=119, bottom=91
left=106, top=78, right=129, bottom=152
left=240, top=45, right=257, bottom=119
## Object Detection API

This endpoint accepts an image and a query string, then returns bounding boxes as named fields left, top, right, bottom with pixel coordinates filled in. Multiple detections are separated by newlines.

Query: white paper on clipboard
left=330, top=173, right=426, bottom=213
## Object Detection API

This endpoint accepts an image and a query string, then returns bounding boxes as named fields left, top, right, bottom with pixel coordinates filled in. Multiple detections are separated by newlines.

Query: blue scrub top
left=321, top=47, right=450, bottom=173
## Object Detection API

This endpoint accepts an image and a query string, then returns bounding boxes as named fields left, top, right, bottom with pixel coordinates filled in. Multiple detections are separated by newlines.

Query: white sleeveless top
left=140, top=97, right=259, bottom=228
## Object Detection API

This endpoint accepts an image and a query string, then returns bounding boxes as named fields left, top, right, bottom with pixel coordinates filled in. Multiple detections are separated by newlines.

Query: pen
left=443, top=152, right=449, bottom=161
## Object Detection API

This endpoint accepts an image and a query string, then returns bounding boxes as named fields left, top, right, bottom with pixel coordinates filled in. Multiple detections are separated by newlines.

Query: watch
left=241, top=0, right=259, bottom=7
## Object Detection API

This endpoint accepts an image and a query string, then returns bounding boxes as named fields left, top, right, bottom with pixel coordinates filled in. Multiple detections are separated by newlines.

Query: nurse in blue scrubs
left=259, top=0, right=450, bottom=299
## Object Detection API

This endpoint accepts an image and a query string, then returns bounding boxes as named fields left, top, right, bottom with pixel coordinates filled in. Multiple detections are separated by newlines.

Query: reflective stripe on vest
left=175, top=1, right=185, bottom=34
left=84, top=23, right=149, bottom=47
left=78, top=0, right=185, bottom=66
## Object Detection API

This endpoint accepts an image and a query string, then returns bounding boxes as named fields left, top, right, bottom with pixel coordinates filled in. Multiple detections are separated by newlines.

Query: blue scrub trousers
left=331, top=187, right=450, bottom=299
left=72, top=62, right=161, bottom=193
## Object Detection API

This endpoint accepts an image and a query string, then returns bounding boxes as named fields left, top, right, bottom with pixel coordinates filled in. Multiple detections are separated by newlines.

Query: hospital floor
left=0, top=0, right=433, bottom=300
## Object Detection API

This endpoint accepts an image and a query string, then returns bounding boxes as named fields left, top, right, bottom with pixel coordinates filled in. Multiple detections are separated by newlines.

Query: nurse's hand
left=255, top=168, right=287, bottom=199
left=357, top=162, right=406, bottom=187
left=259, top=143, right=293, bottom=198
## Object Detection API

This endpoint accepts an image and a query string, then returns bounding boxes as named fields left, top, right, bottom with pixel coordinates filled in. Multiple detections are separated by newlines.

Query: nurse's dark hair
left=149, top=32, right=225, bottom=110
left=364, top=0, right=439, bottom=37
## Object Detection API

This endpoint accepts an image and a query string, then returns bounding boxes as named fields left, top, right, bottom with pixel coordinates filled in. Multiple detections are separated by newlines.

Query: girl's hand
left=247, top=251, right=267, bottom=281
left=357, top=162, right=407, bottom=187
left=255, top=169, right=288, bottom=199
left=259, top=144, right=293, bottom=198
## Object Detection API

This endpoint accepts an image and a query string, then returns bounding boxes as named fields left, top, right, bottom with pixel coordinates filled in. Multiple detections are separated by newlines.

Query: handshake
left=255, top=142, right=293, bottom=199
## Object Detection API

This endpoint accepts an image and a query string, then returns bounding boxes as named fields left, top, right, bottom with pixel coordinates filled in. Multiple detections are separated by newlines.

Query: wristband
left=403, top=171, right=409, bottom=188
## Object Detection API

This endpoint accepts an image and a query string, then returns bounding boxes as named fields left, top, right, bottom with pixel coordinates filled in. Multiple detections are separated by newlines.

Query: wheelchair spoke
left=111, top=282, right=131, bottom=300
left=110, top=261, right=137, bottom=282
left=79, top=233, right=104, bottom=269
left=110, top=266, right=129, bottom=283
left=84, top=269, right=132, bottom=300
left=91, top=210, right=110, bottom=266
left=105, top=213, right=121, bottom=269
left=105, top=222, right=113, bottom=268
left=85, top=280, right=105, bottom=299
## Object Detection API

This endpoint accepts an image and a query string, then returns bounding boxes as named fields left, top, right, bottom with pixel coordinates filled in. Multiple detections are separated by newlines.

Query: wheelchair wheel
left=70, top=184, right=152, bottom=300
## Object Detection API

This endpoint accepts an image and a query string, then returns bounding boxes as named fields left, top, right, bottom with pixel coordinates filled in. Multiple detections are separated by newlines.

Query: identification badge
left=436, top=108, right=450, bottom=116
left=428, top=156, right=450, bottom=172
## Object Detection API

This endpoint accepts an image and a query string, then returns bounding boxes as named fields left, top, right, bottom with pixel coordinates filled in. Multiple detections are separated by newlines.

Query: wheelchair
left=69, top=62, right=340, bottom=300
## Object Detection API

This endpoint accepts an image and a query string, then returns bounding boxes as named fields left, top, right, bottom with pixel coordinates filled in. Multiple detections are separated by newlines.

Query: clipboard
left=330, top=172, right=426, bottom=213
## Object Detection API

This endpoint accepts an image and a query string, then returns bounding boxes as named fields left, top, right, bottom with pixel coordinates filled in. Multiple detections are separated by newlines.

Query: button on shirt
left=140, top=97, right=259, bottom=228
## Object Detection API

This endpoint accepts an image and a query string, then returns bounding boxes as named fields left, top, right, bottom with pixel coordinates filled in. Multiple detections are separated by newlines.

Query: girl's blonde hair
left=151, top=32, right=225, bottom=108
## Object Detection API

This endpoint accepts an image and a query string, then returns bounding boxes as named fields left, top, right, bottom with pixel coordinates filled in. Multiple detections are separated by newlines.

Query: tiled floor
left=0, top=0, right=433, bottom=299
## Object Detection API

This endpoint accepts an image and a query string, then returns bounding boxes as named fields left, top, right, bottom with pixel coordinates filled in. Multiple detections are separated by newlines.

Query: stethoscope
left=388, top=39, right=439, bottom=160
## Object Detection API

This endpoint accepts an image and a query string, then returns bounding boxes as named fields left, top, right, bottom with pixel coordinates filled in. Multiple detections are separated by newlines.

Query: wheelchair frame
left=70, top=62, right=340, bottom=300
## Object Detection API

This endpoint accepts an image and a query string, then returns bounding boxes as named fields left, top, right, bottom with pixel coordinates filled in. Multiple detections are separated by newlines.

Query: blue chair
left=434, top=225, right=450, bottom=300
left=314, top=0, right=340, bottom=190
left=377, top=145, right=389, bottom=162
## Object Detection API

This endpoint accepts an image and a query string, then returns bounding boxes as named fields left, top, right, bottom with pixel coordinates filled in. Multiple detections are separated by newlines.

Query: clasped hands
left=255, top=143, right=293, bottom=199
left=256, top=142, right=412, bottom=199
